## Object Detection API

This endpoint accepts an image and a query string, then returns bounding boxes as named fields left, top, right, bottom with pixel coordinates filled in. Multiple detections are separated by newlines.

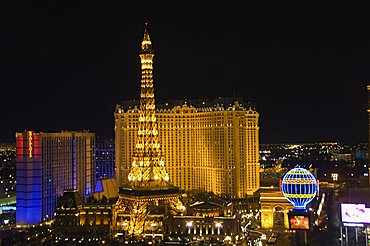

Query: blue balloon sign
left=281, top=167, right=318, bottom=210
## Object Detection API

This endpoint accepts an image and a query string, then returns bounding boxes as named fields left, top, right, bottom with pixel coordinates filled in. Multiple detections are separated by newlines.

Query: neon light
left=28, top=131, right=33, bottom=158
left=1, top=206, right=16, bottom=211
left=281, top=167, right=318, bottom=210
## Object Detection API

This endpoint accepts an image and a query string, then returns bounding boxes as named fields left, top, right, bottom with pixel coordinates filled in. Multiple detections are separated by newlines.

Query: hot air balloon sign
left=281, top=167, right=319, bottom=210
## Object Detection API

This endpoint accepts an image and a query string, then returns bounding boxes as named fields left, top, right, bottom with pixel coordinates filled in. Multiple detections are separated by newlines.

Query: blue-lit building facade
left=95, top=137, right=115, bottom=179
left=16, top=131, right=95, bottom=225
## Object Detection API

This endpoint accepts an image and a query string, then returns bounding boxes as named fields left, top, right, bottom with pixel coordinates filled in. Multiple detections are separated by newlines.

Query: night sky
left=1, top=1, right=370, bottom=144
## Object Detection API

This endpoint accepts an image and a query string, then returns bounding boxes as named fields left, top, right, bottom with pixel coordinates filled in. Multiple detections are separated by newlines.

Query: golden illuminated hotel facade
left=115, top=98, right=260, bottom=198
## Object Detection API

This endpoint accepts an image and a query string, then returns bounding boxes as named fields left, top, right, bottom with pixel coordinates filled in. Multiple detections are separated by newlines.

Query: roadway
left=0, top=196, right=15, bottom=206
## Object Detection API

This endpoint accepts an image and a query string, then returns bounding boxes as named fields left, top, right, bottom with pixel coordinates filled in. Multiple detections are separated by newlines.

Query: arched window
left=273, top=206, right=284, bottom=228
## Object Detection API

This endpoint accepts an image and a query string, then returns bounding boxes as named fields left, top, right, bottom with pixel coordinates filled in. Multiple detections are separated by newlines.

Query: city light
left=331, top=173, right=338, bottom=181
left=3, top=10, right=369, bottom=246
left=186, top=221, right=193, bottom=227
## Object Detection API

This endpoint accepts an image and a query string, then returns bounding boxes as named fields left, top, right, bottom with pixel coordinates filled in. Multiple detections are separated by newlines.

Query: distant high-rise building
left=95, top=137, right=115, bottom=179
left=16, top=131, right=95, bottom=225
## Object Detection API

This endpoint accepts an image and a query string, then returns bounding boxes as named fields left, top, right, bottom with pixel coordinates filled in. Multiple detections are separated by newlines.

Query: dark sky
left=0, top=1, right=369, bottom=144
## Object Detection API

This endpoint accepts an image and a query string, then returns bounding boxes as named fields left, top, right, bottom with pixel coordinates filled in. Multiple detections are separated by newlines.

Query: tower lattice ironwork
left=127, top=26, right=169, bottom=185
left=114, top=24, right=185, bottom=236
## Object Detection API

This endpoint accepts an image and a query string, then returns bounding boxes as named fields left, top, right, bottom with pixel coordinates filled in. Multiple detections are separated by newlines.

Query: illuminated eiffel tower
left=114, top=24, right=185, bottom=236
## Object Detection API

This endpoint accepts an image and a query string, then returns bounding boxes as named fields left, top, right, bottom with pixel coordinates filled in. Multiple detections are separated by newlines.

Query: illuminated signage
left=290, top=215, right=310, bottom=230
left=281, top=167, right=318, bottom=210
left=288, top=210, right=312, bottom=230
left=28, top=131, right=33, bottom=158
left=343, top=222, right=364, bottom=228
left=341, top=203, right=370, bottom=224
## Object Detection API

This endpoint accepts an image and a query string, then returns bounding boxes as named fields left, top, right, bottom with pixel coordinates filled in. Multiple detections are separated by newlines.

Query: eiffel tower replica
left=114, top=24, right=185, bottom=237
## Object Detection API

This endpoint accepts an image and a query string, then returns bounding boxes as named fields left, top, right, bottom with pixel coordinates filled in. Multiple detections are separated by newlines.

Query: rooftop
left=116, top=97, right=257, bottom=114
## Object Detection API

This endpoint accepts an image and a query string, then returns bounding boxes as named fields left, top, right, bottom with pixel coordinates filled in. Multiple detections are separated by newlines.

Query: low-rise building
left=54, top=190, right=114, bottom=242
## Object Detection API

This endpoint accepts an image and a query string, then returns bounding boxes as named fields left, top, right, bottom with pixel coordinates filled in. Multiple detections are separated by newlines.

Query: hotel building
left=16, top=131, right=95, bottom=224
left=95, top=137, right=115, bottom=179
left=115, top=97, right=260, bottom=198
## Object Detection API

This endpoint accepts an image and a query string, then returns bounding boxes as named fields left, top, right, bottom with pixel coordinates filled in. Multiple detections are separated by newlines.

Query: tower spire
left=127, top=23, right=169, bottom=185
left=141, top=23, right=153, bottom=53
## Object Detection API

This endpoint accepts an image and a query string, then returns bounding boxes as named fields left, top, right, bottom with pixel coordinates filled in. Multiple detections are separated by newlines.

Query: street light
left=215, top=222, right=222, bottom=235
left=186, top=221, right=193, bottom=234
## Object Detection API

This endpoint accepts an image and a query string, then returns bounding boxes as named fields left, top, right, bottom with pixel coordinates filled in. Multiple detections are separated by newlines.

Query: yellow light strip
left=28, top=131, right=33, bottom=158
